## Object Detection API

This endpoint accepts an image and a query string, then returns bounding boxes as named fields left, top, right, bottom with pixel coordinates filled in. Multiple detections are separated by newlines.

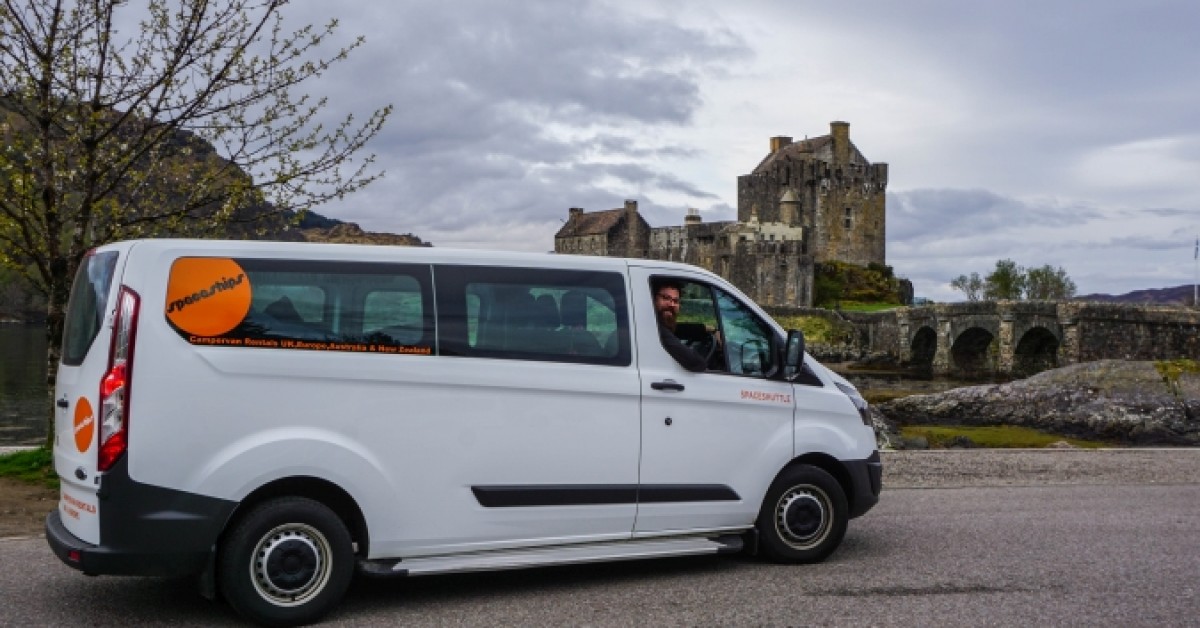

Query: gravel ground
left=881, top=448, right=1200, bottom=488
left=4, top=446, right=1199, bottom=539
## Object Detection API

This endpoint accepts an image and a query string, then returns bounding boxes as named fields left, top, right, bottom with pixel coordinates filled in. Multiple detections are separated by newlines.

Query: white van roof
left=110, top=238, right=717, bottom=276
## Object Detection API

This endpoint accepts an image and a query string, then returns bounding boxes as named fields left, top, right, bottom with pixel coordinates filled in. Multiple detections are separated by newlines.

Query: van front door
left=630, top=267, right=795, bottom=535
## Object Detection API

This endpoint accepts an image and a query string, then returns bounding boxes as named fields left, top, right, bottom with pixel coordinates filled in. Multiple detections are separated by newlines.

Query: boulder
left=876, top=360, right=1200, bottom=446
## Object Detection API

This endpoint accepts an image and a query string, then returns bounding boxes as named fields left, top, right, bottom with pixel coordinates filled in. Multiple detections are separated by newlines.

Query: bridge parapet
left=1057, top=302, right=1200, bottom=365
left=768, top=302, right=1199, bottom=379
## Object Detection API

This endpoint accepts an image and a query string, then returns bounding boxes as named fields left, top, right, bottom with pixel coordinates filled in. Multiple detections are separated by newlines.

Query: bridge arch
left=907, top=326, right=937, bottom=374
left=950, top=327, right=996, bottom=378
left=1012, top=326, right=1059, bottom=377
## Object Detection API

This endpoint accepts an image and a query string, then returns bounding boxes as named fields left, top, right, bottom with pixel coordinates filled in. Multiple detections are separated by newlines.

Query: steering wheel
left=685, top=331, right=720, bottom=366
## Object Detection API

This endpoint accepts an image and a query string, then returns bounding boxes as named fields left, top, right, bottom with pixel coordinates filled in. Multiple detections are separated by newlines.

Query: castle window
left=844, top=207, right=853, bottom=230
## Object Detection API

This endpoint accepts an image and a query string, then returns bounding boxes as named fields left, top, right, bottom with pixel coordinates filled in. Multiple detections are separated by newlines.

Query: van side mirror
left=783, top=329, right=805, bottom=381
left=740, top=339, right=767, bottom=376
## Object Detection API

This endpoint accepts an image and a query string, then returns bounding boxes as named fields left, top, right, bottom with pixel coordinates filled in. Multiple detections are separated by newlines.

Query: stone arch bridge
left=828, top=302, right=1200, bottom=378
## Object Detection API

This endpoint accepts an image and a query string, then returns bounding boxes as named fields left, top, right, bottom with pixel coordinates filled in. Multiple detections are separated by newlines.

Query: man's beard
left=660, top=309, right=676, bottom=330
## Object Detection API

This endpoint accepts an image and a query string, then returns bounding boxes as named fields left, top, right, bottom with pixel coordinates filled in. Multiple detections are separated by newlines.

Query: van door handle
left=651, top=380, right=685, bottom=392
left=57, top=398, right=69, bottom=409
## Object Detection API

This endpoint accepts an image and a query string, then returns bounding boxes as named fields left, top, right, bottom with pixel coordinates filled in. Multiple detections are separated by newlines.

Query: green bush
left=0, top=447, right=57, bottom=489
left=813, top=261, right=904, bottom=307
left=899, top=425, right=1109, bottom=449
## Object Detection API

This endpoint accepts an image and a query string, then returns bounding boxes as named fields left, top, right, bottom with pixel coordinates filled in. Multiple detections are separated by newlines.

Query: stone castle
left=554, top=121, right=888, bottom=306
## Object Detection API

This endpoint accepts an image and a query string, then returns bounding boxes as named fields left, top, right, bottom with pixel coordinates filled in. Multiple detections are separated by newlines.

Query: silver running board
left=359, top=534, right=744, bottom=577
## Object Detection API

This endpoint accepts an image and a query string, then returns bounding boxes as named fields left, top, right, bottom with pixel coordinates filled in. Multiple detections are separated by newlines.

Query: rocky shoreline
left=874, top=360, right=1200, bottom=447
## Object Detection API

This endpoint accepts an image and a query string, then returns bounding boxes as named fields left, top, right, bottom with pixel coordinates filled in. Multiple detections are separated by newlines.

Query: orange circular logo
left=165, top=258, right=252, bottom=337
left=74, top=397, right=95, bottom=453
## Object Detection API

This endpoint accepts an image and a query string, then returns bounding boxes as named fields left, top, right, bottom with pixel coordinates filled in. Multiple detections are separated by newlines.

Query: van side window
left=362, top=277, right=425, bottom=345
left=653, top=276, right=778, bottom=378
left=436, top=265, right=630, bottom=366
left=713, top=289, right=777, bottom=377
left=166, top=258, right=434, bottom=354
left=253, top=285, right=326, bottom=332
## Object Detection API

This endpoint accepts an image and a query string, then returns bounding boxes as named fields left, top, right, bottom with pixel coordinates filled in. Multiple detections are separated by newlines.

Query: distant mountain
left=1076, top=284, right=1196, bottom=305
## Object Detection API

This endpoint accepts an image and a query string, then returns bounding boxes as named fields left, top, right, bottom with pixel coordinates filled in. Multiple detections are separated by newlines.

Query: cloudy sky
left=286, top=0, right=1198, bottom=301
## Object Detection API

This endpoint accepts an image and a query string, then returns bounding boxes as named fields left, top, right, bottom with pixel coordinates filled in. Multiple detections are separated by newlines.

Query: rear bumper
left=46, top=509, right=211, bottom=577
left=45, top=455, right=237, bottom=577
left=844, top=450, right=882, bottom=519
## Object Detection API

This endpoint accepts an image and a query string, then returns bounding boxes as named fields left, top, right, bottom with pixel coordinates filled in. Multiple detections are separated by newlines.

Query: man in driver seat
left=653, top=279, right=720, bottom=372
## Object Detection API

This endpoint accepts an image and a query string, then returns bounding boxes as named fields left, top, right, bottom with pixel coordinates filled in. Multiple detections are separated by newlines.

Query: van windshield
left=61, top=251, right=119, bottom=366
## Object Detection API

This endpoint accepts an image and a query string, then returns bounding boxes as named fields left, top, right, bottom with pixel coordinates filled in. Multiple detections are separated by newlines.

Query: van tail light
left=99, top=287, right=140, bottom=472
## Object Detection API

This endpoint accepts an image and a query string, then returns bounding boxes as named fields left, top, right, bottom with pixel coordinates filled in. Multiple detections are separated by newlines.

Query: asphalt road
left=3, top=481, right=1198, bottom=626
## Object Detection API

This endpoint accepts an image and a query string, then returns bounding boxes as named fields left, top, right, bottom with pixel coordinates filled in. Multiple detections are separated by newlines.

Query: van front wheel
left=756, top=465, right=848, bottom=564
left=218, top=497, right=354, bottom=627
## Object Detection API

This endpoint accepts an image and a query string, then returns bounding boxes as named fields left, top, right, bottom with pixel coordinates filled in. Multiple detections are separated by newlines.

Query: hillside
left=1077, top=284, right=1195, bottom=305
left=297, top=220, right=430, bottom=247
left=0, top=97, right=430, bottom=322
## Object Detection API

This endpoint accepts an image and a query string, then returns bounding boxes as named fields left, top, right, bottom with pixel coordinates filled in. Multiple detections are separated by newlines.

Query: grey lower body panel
left=359, top=533, right=746, bottom=577
left=45, top=456, right=237, bottom=577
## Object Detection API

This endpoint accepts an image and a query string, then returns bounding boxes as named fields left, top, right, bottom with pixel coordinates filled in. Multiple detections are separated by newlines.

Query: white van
left=46, top=239, right=881, bottom=626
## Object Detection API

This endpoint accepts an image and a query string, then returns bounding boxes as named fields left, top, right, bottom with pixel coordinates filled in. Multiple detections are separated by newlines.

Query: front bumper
left=844, top=450, right=883, bottom=518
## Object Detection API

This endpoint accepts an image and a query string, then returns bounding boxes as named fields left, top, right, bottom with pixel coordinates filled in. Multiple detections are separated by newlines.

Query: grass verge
left=0, top=447, right=58, bottom=489
left=900, top=424, right=1110, bottom=449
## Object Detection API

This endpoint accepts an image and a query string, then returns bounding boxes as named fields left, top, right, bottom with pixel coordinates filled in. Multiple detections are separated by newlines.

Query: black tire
left=218, top=497, right=354, bottom=627
left=755, top=465, right=848, bottom=564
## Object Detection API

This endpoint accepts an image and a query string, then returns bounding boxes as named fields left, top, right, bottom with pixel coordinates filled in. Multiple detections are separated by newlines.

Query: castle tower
left=779, top=189, right=799, bottom=226
left=830, top=121, right=850, bottom=165
left=736, top=120, right=887, bottom=269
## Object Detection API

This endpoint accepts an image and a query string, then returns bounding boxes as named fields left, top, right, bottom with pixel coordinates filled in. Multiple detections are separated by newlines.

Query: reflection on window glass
left=168, top=260, right=434, bottom=354
left=438, top=265, right=629, bottom=366
left=716, top=289, right=775, bottom=377
left=62, top=251, right=120, bottom=365
left=253, top=284, right=326, bottom=325
left=466, top=283, right=617, bottom=359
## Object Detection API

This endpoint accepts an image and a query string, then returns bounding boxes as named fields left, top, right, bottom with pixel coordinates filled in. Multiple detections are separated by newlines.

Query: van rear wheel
left=755, top=465, right=848, bottom=564
left=218, top=497, right=354, bottom=627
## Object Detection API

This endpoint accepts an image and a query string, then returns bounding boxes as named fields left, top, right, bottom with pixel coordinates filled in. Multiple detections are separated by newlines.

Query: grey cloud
left=887, top=188, right=1102, bottom=244
left=1106, top=236, right=1196, bottom=252
left=307, top=0, right=748, bottom=239
left=1141, top=208, right=1199, bottom=218
left=591, top=134, right=701, bottom=160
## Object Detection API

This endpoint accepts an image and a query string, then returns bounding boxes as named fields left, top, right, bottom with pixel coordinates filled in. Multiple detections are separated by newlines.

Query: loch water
left=0, top=325, right=48, bottom=445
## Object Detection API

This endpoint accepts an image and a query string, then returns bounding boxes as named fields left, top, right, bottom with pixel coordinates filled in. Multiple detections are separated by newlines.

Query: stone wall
left=1059, top=303, right=1200, bottom=364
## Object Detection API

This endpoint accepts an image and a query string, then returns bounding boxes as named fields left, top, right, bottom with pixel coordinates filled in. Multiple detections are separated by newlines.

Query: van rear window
left=61, top=251, right=120, bottom=366
left=164, top=258, right=434, bottom=355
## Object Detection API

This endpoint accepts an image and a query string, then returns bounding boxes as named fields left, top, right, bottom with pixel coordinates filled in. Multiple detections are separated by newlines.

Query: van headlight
left=834, top=382, right=872, bottom=427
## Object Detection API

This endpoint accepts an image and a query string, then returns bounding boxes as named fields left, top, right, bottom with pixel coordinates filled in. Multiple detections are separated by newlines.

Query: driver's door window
left=676, top=282, right=723, bottom=372
left=714, top=289, right=775, bottom=377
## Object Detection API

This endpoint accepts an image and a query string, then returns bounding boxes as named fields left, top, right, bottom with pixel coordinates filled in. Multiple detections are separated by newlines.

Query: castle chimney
left=624, top=200, right=639, bottom=256
left=684, top=208, right=702, bottom=225
left=568, top=207, right=584, bottom=220
left=770, top=136, right=793, bottom=153
left=830, top=121, right=850, bottom=164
